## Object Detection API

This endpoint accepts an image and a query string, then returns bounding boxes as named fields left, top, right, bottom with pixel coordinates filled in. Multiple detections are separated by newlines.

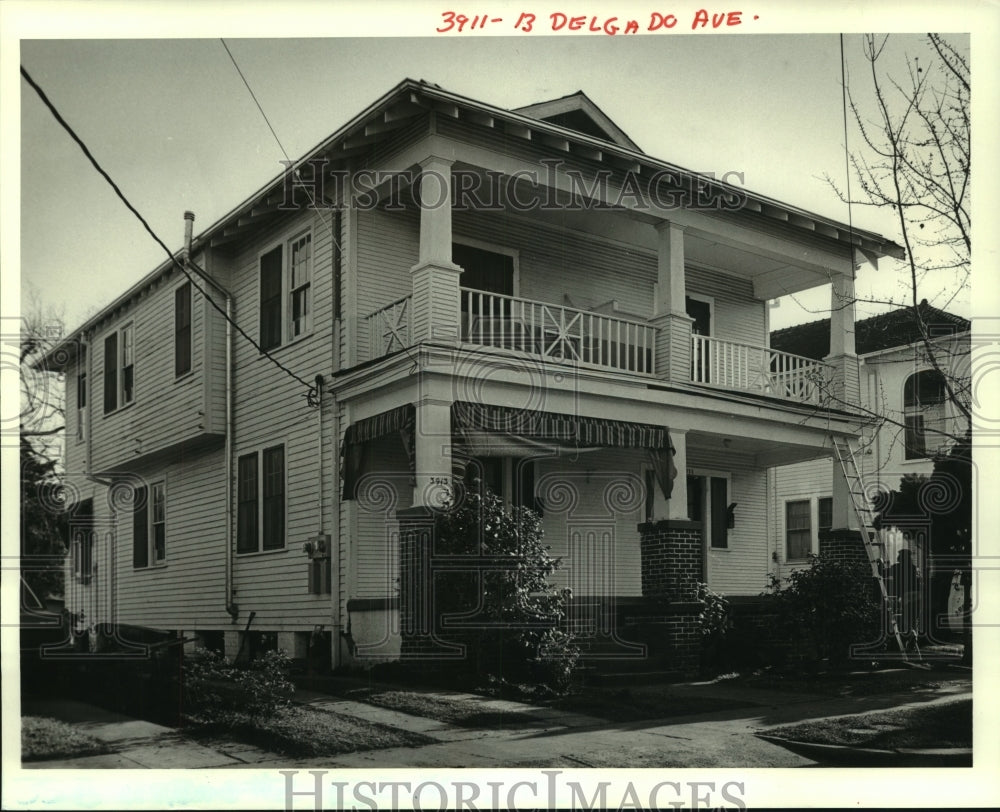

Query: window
left=76, top=346, right=86, bottom=442
left=120, top=323, right=134, bottom=406
left=133, top=482, right=166, bottom=568
left=785, top=500, right=812, bottom=560
left=463, top=456, right=542, bottom=515
left=687, top=473, right=729, bottom=548
left=903, top=369, right=948, bottom=459
left=818, top=496, right=833, bottom=533
left=71, top=499, right=94, bottom=584
left=259, top=231, right=313, bottom=350
left=103, top=324, right=134, bottom=413
left=237, top=445, right=285, bottom=553
left=289, top=233, right=312, bottom=339
left=175, top=282, right=192, bottom=377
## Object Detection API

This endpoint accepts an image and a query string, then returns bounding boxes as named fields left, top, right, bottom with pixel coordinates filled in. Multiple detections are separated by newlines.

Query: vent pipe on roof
left=183, top=210, right=195, bottom=256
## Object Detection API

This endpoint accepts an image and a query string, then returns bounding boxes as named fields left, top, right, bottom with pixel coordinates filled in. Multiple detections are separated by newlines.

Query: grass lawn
left=21, top=716, right=113, bottom=762
left=188, top=704, right=434, bottom=758
left=766, top=698, right=971, bottom=750
left=344, top=689, right=548, bottom=728
left=344, top=684, right=749, bottom=726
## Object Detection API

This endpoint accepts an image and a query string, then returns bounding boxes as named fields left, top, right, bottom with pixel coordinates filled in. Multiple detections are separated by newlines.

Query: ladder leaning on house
left=831, top=437, right=922, bottom=664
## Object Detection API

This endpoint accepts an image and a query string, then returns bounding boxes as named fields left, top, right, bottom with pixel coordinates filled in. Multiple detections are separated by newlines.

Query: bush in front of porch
left=431, top=484, right=579, bottom=695
left=763, top=553, right=881, bottom=669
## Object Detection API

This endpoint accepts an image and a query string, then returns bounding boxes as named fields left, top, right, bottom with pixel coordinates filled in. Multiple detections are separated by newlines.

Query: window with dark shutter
left=237, top=453, right=258, bottom=553
left=818, top=497, right=833, bottom=533
left=262, top=445, right=285, bottom=550
left=710, top=476, right=728, bottom=548
left=260, top=246, right=283, bottom=351
left=133, top=485, right=149, bottom=568
left=175, top=282, right=192, bottom=376
left=103, top=332, right=118, bottom=413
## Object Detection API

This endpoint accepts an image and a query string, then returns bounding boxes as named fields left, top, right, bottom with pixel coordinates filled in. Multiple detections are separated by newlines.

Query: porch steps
left=831, top=437, right=919, bottom=664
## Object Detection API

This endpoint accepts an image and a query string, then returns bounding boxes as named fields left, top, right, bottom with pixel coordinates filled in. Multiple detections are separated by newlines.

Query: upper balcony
left=366, top=288, right=831, bottom=406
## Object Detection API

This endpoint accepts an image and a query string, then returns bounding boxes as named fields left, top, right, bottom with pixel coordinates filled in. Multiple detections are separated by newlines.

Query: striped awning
left=342, top=404, right=415, bottom=499
left=451, top=402, right=672, bottom=449
left=343, top=403, right=415, bottom=446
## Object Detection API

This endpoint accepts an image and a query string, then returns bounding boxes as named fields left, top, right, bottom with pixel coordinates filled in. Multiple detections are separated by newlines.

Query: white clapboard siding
left=355, top=206, right=420, bottom=361
left=686, top=266, right=766, bottom=348
left=688, top=447, right=770, bottom=596
left=537, top=448, right=645, bottom=598
left=220, top=208, right=338, bottom=629
left=89, top=268, right=225, bottom=472
left=352, top=433, right=412, bottom=600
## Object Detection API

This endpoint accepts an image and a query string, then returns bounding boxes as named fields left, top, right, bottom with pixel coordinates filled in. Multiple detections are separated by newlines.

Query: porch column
left=412, top=399, right=453, bottom=509
left=649, top=221, right=693, bottom=382
left=410, top=156, right=463, bottom=344
left=824, top=271, right=861, bottom=406
left=667, top=429, right=689, bottom=520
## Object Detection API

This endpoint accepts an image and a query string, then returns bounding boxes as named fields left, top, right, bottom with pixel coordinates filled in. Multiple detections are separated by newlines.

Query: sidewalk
left=19, top=669, right=971, bottom=769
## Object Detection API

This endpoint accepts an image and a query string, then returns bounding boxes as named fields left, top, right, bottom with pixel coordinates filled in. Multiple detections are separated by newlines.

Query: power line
left=20, top=64, right=318, bottom=402
left=220, top=39, right=292, bottom=166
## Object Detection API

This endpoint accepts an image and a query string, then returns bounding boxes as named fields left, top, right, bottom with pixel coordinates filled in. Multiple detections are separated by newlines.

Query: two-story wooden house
left=40, top=79, right=904, bottom=673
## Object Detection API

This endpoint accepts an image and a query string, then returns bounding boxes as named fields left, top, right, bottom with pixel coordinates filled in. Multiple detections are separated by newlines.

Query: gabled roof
left=513, top=90, right=642, bottom=152
left=770, top=300, right=971, bottom=360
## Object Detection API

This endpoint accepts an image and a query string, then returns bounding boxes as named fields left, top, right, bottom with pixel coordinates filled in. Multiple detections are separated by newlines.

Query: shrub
left=183, top=648, right=293, bottom=722
left=432, top=484, right=579, bottom=693
left=764, top=554, right=881, bottom=667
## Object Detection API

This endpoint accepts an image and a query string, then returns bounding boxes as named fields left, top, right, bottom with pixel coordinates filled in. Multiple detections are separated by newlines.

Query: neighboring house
left=768, top=301, right=971, bottom=584
left=37, top=79, right=905, bottom=674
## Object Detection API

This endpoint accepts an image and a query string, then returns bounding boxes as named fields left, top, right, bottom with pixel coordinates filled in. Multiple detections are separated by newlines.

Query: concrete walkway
left=20, top=670, right=971, bottom=769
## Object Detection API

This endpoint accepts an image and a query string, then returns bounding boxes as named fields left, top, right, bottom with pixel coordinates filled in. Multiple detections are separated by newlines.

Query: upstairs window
left=903, top=369, right=948, bottom=459
left=175, top=282, right=192, bottom=377
left=289, top=233, right=312, bottom=339
left=259, top=230, right=313, bottom=351
left=103, top=324, right=134, bottom=413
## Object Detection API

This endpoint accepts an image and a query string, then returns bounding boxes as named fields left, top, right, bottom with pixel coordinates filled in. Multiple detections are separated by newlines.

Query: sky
left=8, top=5, right=988, bottom=338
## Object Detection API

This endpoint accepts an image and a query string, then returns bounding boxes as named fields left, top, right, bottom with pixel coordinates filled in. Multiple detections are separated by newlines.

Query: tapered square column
left=410, top=156, right=463, bottom=345
left=412, top=399, right=453, bottom=509
left=824, top=271, right=861, bottom=406
left=649, top=221, right=693, bottom=382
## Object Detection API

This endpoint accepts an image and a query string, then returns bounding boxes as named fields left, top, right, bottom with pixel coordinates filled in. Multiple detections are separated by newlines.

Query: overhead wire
left=21, top=64, right=320, bottom=403
left=219, top=39, right=423, bottom=375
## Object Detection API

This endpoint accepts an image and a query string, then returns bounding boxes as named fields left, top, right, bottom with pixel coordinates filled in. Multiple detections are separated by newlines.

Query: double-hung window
left=785, top=499, right=812, bottom=561
left=133, top=481, right=166, bottom=568
left=103, top=323, right=134, bottom=413
left=259, top=230, right=312, bottom=350
left=237, top=445, right=285, bottom=553
left=903, top=369, right=948, bottom=459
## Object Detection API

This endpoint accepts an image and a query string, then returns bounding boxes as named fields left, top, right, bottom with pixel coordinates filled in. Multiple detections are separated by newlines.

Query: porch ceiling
left=445, top=173, right=836, bottom=299
left=687, top=429, right=833, bottom=468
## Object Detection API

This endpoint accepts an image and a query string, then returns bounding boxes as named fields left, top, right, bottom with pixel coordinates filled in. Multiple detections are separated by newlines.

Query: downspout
left=181, top=211, right=238, bottom=622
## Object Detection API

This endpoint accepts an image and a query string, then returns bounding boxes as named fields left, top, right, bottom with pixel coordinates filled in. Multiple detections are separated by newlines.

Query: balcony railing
left=691, top=334, right=831, bottom=404
left=367, top=295, right=411, bottom=359
left=461, top=288, right=656, bottom=375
